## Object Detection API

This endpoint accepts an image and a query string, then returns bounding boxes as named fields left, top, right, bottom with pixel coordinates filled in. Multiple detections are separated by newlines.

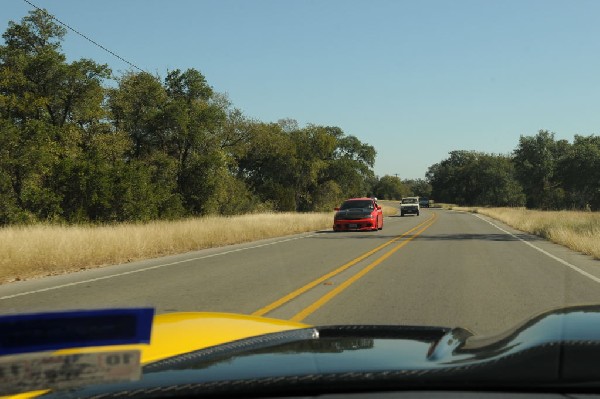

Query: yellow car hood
left=57, top=312, right=309, bottom=364
left=5, top=312, right=309, bottom=399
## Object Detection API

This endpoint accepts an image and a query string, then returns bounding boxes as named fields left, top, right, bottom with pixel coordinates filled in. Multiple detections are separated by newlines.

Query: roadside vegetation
left=0, top=9, right=412, bottom=284
left=378, top=200, right=399, bottom=216
left=428, top=130, right=600, bottom=259
left=2, top=10, right=598, bottom=283
left=427, top=131, right=600, bottom=210
left=0, top=213, right=331, bottom=284
left=454, top=207, right=600, bottom=260
left=0, top=10, right=433, bottom=229
left=430, top=203, right=456, bottom=210
left=0, top=10, right=384, bottom=226
left=0, top=203, right=399, bottom=284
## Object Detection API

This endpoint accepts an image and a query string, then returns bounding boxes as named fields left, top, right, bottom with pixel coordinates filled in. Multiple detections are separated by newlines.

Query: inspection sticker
left=0, top=350, right=141, bottom=395
left=0, top=308, right=154, bottom=355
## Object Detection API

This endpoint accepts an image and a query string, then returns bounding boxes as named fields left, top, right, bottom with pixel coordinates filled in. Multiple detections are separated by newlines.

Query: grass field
left=0, top=203, right=398, bottom=284
left=5, top=204, right=594, bottom=284
left=454, top=207, right=600, bottom=260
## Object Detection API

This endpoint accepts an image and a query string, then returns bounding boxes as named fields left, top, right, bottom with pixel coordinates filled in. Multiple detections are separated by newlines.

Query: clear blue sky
left=3, top=0, right=600, bottom=179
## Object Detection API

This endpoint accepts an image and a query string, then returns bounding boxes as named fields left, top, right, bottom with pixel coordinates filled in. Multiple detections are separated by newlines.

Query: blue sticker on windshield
left=0, top=308, right=154, bottom=355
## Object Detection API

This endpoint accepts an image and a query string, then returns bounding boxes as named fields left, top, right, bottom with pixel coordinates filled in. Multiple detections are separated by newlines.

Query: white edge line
left=1, top=234, right=317, bottom=300
left=473, top=214, right=600, bottom=284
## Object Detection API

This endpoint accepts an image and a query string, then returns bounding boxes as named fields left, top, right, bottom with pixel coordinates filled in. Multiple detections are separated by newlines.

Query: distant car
left=333, top=197, right=383, bottom=231
left=400, top=197, right=420, bottom=216
left=419, top=197, right=430, bottom=208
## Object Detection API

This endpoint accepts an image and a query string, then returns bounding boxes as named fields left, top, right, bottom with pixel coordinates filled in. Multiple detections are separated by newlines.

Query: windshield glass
left=340, top=200, right=374, bottom=210
left=1, top=0, right=600, bottom=396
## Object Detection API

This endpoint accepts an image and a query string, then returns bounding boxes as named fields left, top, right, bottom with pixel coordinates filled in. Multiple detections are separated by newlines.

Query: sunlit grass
left=433, top=203, right=458, bottom=210
left=0, top=213, right=333, bottom=284
left=379, top=201, right=399, bottom=216
left=454, top=207, right=600, bottom=260
left=1, top=202, right=402, bottom=284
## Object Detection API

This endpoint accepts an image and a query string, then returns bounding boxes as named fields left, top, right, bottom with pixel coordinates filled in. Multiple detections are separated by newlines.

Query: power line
left=21, top=0, right=146, bottom=73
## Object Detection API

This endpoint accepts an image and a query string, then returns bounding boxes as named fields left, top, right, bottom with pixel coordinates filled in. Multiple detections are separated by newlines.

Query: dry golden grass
left=433, top=203, right=458, bottom=210
left=454, top=207, right=600, bottom=260
left=379, top=201, right=399, bottom=216
left=0, top=213, right=332, bottom=284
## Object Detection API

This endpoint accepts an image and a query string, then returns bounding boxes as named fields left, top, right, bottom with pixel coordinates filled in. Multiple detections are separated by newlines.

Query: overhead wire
left=21, top=0, right=146, bottom=73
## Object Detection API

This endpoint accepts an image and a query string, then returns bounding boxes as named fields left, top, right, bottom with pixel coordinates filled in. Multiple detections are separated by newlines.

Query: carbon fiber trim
left=316, top=324, right=454, bottom=340
left=143, top=328, right=319, bottom=373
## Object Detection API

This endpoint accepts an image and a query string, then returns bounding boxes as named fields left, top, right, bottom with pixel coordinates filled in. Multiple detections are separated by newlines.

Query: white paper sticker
left=0, top=350, right=141, bottom=395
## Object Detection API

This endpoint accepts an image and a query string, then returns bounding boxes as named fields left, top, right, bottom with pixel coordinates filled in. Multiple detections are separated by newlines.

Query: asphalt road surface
left=2, top=209, right=599, bottom=336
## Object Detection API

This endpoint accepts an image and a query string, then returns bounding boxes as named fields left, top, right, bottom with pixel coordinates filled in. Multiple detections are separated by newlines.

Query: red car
left=333, top=197, right=383, bottom=231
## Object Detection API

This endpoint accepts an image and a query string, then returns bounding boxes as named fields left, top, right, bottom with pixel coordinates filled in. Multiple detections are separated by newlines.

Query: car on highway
left=3, top=2, right=600, bottom=399
left=400, top=196, right=420, bottom=216
left=333, top=197, right=383, bottom=231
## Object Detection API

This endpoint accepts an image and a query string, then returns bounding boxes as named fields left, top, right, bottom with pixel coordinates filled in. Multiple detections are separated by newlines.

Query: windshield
left=339, top=200, right=374, bottom=210
left=1, top=0, right=600, bottom=396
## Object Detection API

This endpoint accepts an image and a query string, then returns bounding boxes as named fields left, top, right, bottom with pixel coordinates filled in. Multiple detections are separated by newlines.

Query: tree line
left=3, top=10, right=595, bottom=226
left=0, top=9, right=382, bottom=225
left=426, top=130, right=600, bottom=210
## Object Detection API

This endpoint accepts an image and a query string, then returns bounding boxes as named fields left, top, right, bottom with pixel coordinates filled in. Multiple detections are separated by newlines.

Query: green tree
left=373, top=175, right=407, bottom=200
left=237, top=122, right=298, bottom=211
left=0, top=9, right=381, bottom=224
left=290, top=125, right=337, bottom=211
left=108, top=68, right=229, bottom=217
left=472, top=154, right=525, bottom=206
left=163, top=69, right=228, bottom=214
left=108, top=72, right=167, bottom=157
left=513, top=130, right=567, bottom=209
left=0, top=9, right=111, bottom=223
left=427, top=151, right=524, bottom=206
left=558, top=135, right=600, bottom=210
left=324, top=131, right=376, bottom=200
left=402, top=178, right=431, bottom=198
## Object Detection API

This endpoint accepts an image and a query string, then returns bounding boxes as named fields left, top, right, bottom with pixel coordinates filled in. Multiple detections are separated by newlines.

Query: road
left=1, top=209, right=600, bottom=336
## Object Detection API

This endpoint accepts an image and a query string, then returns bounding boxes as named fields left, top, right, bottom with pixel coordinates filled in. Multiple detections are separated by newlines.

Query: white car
left=400, top=197, right=420, bottom=216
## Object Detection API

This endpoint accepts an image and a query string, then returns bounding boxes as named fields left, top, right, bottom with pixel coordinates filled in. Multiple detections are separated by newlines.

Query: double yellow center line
left=252, top=212, right=438, bottom=322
